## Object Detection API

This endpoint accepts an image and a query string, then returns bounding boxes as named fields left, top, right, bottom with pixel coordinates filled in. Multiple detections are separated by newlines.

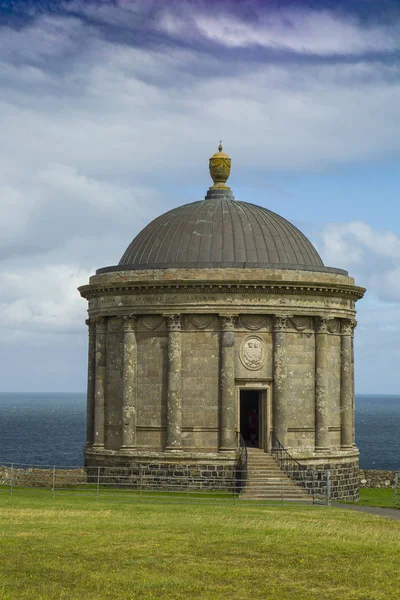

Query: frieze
left=240, top=336, right=266, bottom=371
left=141, top=315, right=164, bottom=330
left=80, top=282, right=365, bottom=302
left=290, top=316, right=313, bottom=331
left=187, top=315, right=215, bottom=329
left=239, top=315, right=269, bottom=330
left=327, top=318, right=341, bottom=334
left=89, top=293, right=356, bottom=313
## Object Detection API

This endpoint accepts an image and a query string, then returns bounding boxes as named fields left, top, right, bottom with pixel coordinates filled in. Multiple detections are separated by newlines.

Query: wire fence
left=3, top=463, right=396, bottom=507
left=0, top=462, right=331, bottom=506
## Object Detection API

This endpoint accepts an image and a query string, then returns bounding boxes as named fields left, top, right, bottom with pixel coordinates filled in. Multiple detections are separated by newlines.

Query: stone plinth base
left=282, top=453, right=359, bottom=501
left=84, top=447, right=239, bottom=491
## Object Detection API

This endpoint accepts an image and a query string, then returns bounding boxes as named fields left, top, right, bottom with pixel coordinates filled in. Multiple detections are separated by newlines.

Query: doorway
left=240, top=390, right=261, bottom=448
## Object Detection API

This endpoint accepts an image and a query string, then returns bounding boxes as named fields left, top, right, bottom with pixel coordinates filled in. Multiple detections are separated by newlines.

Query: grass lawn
left=0, top=490, right=400, bottom=599
left=357, top=487, right=399, bottom=509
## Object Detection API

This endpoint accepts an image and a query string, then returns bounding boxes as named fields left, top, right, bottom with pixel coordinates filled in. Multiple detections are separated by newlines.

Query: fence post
left=186, top=467, right=189, bottom=504
left=52, top=465, right=56, bottom=500
left=96, top=466, right=100, bottom=501
left=394, top=472, right=398, bottom=506
left=10, top=463, right=13, bottom=497
left=139, top=466, right=143, bottom=502
left=326, top=470, right=331, bottom=506
left=311, top=470, right=315, bottom=505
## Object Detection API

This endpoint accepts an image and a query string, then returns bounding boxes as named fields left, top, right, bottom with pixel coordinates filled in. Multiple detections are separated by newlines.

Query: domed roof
left=97, top=144, right=346, bottom=276
left=118, top=197, right=325, bottom=271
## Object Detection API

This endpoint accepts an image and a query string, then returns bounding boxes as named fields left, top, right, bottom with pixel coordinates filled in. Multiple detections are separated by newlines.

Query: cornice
left=79, top=280, right=365, bottom=302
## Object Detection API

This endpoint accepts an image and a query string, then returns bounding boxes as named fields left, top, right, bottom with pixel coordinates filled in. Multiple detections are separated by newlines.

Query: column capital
left=95, top=316, right=107, bottom=333
left=219, top=315, right=237, bottom=331
left=314, top=316, right=329, bottom=334
left=165, top=314, right=182, bottom=331
left=341, top=318, right=357, bottom=336
left=122, top=315, right=137, bottom=332
left=85, top=317, right=96, bottom=329
left=272, top=315, right=289, bottom=332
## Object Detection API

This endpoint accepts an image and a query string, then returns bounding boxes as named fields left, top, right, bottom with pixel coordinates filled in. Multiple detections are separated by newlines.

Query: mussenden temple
left=79, top=144, right=365, bottom=500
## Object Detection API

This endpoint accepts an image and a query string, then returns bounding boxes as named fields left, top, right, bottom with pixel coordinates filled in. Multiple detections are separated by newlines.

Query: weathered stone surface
left=79, top=265, right=364, bottom=500
left=166, top=315, right=183, bottom=451
left=359, top=470, right=399, bottom=488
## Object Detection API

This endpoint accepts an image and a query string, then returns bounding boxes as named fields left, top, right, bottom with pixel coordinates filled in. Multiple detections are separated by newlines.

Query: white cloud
left=0, top=3, right=400, bottom=391
left=318, top=221, right=400, bottom=302
left=0, top=264, right=90, bottom=338
left=157, top=7, right=399, bottom=56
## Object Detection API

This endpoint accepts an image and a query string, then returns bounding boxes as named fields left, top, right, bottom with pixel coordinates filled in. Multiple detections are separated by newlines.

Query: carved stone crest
left=240, top=336, right=266, bottom=371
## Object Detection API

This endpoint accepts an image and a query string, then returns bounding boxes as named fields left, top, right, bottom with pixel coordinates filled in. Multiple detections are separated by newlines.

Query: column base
left=315, top=446, right=329, bottom=452
left=219, top=447, right=236, bottom=452
left=120, top=445, right=136, bottom=451
left=341, top=444, right=354, bottom=450
left=165, top=446, right=183, bottom=453
left=92, top=443, right=104, bottom=449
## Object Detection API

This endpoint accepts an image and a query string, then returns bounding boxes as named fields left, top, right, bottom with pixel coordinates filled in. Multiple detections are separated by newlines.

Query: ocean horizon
left=0, top=392, right=399, bottom=470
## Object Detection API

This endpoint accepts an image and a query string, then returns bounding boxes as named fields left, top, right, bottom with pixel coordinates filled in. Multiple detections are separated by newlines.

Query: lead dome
left=99, top=144, right=343, bottom=275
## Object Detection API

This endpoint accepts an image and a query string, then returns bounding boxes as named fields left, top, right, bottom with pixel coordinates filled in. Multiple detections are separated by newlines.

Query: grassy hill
left=0, top=491, right=399, bottom=599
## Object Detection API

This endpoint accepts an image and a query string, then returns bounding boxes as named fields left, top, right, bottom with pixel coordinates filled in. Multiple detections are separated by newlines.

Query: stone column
left=273, top=315, right=289, bottom=447
left=340, top=319, right=356, bottom=449
left=85, top=318, right=96, bottom=446
left=121, top=315, right=137, bottom=449
left=351, top=321, right=357, bottom=446
left=219, top=315, right=237, bottom=451
left=166, top=314, right=183, bottom=451
left=314, top=316, right=330, bottom=451
left=93, top=317, right=107, bottom=448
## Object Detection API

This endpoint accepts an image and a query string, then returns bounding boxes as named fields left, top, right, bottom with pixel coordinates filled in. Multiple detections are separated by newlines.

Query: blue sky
left=1, top=0, right=400, bottom=393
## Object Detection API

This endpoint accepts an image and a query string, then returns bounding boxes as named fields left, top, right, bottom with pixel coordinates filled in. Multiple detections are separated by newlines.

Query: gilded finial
left=209, top=141, right=231, bottom=189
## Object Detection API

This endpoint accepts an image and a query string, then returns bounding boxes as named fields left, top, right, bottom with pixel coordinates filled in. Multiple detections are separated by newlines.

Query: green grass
left=357, top=487, right=399, bottom=509
left=1, top=490, right=400, bottom=599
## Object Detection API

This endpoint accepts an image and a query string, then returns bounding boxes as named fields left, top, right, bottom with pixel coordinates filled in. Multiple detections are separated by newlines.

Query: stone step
left=244, top=482, right=301, bottom=488
left=240, top=491, right=308, bottom=497
left=240, top=449, right=309, bottom=501
left=240, top=496, right=312, bottom=502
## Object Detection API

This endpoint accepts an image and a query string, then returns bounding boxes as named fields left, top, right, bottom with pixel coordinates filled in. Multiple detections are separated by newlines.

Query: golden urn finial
left=209, top=141, right=231, bottom=189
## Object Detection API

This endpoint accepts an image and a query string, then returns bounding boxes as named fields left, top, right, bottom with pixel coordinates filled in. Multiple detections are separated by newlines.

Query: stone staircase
left=239, top=448, right=311, bottom=501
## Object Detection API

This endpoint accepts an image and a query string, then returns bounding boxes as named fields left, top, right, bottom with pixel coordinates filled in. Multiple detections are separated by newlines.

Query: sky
left=1, top=0, right=400, bottom=393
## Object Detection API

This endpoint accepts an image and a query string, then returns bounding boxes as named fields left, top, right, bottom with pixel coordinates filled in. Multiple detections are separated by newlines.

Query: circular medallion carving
left=240, top=336, right=266, bottom=371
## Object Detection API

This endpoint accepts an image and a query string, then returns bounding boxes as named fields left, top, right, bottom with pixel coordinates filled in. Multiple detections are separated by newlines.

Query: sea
left=0, top=393, right=399, bottom=470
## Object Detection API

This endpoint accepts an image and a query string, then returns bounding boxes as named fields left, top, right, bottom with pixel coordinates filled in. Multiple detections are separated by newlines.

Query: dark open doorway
left=240, top=390, right=260, bottom=447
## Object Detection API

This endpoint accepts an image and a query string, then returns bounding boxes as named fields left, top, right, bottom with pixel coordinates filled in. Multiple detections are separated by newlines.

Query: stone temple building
left=79, top=144, right=365, bottom=499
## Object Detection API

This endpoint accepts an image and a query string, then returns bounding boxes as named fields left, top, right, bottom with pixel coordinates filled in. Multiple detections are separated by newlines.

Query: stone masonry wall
left=105, top=322, right=124, bottom=450
left=359, top=470, right=399, bottom=488
left=326, top=332, right=341, bottom=449
left=136, top=329, right=168, bottom=449
left=182, top=326, right=220, bottom=450
left=286, top=329, right=315, bottom=449
left=281, top=458, right=360, bottom=501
